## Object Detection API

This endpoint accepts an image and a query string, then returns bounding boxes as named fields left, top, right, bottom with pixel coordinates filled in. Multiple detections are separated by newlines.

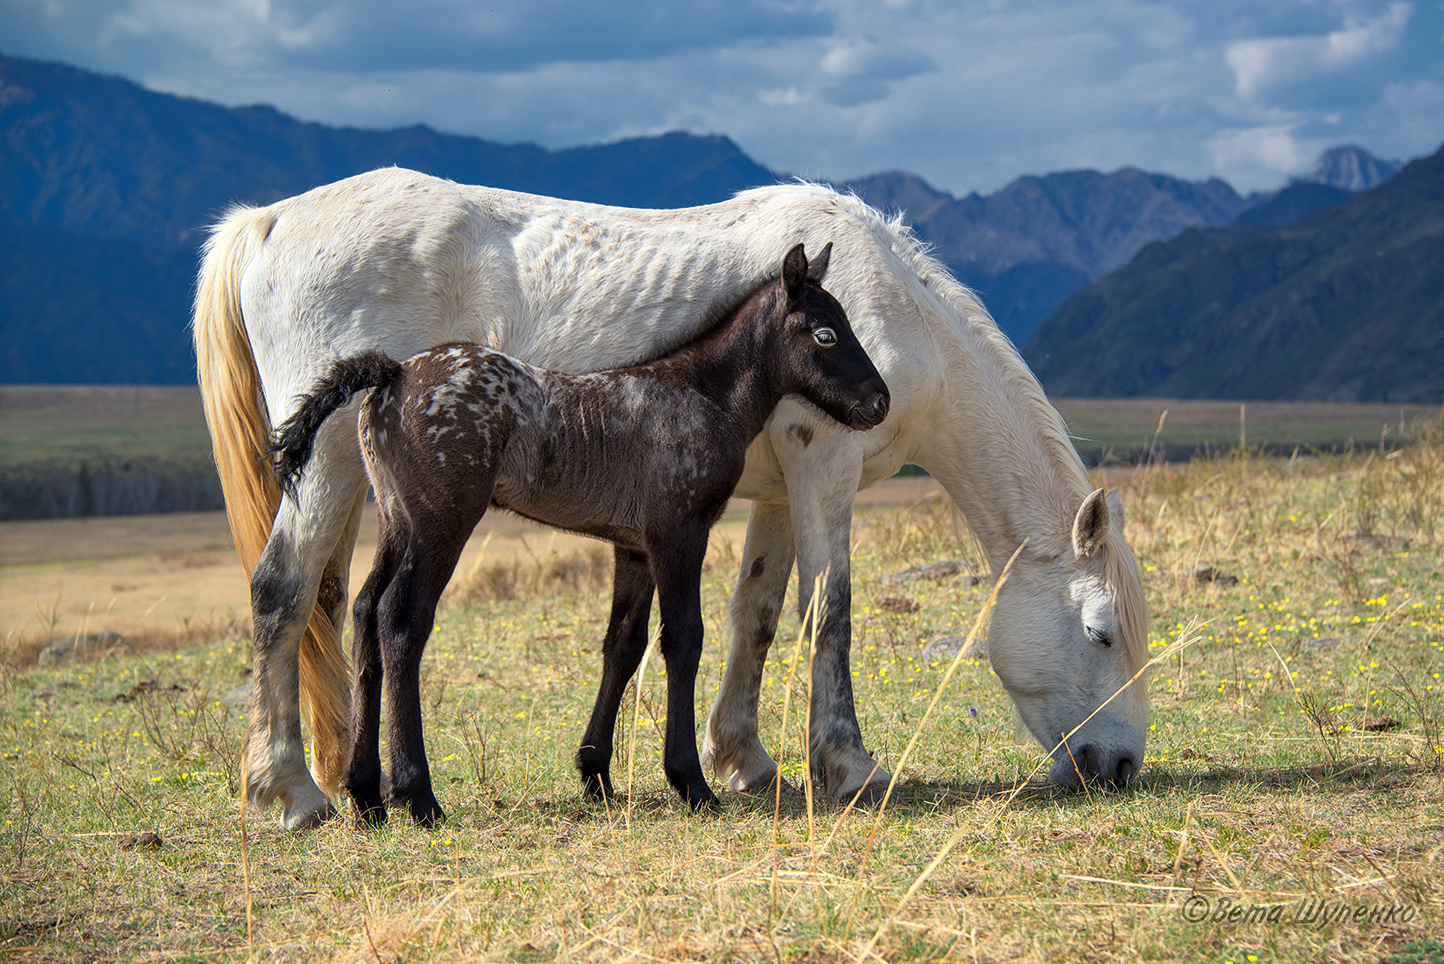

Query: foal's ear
left=782, top=242, right=809, bottom=299
left=807, top=242, right=833, bottom=282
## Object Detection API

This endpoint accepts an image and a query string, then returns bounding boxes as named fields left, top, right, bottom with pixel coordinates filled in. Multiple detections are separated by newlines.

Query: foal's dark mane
left=604, top=270, right=783, bottom=373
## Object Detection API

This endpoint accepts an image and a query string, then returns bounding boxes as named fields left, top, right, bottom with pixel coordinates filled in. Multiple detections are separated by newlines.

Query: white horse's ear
left=1072, top=487, right=1109, bottom=558
left=807, top=241, right=833, bottom=282
left=1106, top=487, right=1126, bottom=532
left=782, top=243, right=808, bottom=299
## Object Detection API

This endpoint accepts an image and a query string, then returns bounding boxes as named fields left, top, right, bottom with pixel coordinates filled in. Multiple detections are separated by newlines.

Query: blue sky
left=4, top=0, right=1442, bottom=195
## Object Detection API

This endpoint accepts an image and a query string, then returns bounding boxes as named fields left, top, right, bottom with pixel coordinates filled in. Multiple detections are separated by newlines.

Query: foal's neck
left=647, top=298, right=780, bottom=441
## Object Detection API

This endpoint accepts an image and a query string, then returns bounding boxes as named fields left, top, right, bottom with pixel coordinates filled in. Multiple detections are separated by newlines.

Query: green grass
left=2, top=439, right=1442, bottom=961
left=3, top=385, right=1438, bottom=474
left=0, top=386, right=212, bottom=470
left=1054, top=397, right=1441, bottom=457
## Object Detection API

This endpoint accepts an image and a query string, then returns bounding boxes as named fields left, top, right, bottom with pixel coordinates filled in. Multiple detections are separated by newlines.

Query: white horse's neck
left=911, top=273, right=1092, bottom=572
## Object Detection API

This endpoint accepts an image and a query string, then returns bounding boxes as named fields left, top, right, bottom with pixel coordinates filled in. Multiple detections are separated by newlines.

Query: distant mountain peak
left=1304, top=145, right=1402, bottom=192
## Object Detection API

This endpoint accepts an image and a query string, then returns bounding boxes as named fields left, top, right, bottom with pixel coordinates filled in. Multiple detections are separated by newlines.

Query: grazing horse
left=194, top=169, right=1150, bottom=831
left=267, top=243, right=889, bottom=825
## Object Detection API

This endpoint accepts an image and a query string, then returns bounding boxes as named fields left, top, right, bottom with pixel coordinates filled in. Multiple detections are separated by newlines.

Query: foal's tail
left=192, top=205, right=352, bottom=795
left=269, top=352, right=403, bottom=499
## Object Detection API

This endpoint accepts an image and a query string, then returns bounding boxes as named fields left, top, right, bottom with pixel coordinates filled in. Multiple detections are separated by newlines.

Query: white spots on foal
left=402, top=348, right=541, bottom=469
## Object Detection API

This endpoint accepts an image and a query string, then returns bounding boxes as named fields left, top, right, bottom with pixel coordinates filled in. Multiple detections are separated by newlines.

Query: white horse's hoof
left=833, top=775, right=891, bottom=805
left=705, top=734, right=781, bottom=793
left=279, top=785, right=336, bottom=831
left=819, top=744, right=891, bottom=804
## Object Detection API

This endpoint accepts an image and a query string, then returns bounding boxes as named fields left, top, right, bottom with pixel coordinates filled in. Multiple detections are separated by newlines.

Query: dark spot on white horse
left=788, top=424, right=814, bottom=447
left=316, top=570, right=347, bottom=621
left=748, top=557, right=766, bottom=579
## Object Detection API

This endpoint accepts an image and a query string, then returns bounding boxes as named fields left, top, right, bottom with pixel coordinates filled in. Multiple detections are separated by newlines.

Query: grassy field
left=0, top=387, right=212, bottom=471
left=2, top=431, right=1442, bottom=961
left=1055, top=398, right=1440, bottom=458
left=4, top=385, right=1438, bottom=471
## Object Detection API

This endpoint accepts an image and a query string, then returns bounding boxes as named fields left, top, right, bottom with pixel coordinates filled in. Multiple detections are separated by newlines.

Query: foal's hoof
left=684, top=786, right=722, bottom=813
left=580, top=771, right=615, bottom=804
left=408, top=798, right=447, bottom=829
left=351, top=802, right=388, bottom=831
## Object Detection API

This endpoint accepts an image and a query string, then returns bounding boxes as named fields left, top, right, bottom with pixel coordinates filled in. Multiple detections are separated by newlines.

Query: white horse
left=194, top=168, right=1150, bottom=830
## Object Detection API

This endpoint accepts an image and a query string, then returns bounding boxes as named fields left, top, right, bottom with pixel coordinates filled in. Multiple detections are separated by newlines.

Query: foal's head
left=763, top=243, right=890, bottom=431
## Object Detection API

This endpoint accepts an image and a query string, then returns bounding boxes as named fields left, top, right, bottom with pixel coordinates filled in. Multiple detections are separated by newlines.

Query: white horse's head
left=986, top=487, right=1150, bottom=787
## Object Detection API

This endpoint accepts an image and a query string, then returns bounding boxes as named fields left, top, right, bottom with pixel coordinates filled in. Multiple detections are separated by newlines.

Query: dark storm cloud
left=252, top=0, right=836, bottom=73
left=1, top=0, right=1439, bottom=195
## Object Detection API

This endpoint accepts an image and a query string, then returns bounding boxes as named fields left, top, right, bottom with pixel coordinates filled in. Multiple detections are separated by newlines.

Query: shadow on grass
left=487, top=755, right=1439, bottom=825
left=825, top=755, right=1438, bottom=818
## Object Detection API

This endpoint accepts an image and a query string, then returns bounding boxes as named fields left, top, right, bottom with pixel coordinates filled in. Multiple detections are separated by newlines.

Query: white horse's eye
left=1086, top=627, right=1113, bottom=648
left=813, top=327, right=837, bottom=346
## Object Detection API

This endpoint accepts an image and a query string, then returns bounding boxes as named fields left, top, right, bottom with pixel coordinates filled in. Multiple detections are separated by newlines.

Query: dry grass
left=2, top=435, right=1442, bottom=962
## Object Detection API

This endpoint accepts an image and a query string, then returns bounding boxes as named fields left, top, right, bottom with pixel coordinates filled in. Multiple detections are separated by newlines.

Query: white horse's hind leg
left=782, top=432, right=891, bottom=801
left=703, top=501, right=796, bottom=791
left=246, top=438, right=367, bottom=830
left=306, top=483, right=368, bottom=796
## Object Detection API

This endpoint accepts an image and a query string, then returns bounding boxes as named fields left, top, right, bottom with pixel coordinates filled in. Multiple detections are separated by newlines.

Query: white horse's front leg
left=703, top=500, right=796, bottom=791
left=783, top=429, right=891, bottom=801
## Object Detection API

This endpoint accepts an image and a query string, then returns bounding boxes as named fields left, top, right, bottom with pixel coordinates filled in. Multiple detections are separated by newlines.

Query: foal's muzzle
left=847, top=389, right=891, bottom=430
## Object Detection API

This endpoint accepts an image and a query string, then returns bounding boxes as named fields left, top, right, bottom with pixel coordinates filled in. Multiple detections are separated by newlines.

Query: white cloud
left=1207, top=124, right=1311, bottom=184
left=1, top=0, right=1439, bottom=195
left=1226, top=2, right=1412, bottom=101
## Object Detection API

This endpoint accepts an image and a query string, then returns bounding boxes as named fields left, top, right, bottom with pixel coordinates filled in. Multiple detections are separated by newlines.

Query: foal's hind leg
left=577, top=547, right=656, bottom=802
left=343, top=510, right=407, bottom=827
left=702, top=500, right=796, bottom=793
left=376, top=504, right=486, bottom=828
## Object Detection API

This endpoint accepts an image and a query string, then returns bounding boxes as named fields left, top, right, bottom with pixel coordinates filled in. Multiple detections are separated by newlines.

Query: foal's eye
left=813, top=327, right=837, bottom=346
left=1086, top=627, right=1113, bottom=648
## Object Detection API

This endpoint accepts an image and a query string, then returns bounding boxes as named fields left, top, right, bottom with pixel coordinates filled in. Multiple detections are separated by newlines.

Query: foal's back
left=364, top=343, right=746, bottom=552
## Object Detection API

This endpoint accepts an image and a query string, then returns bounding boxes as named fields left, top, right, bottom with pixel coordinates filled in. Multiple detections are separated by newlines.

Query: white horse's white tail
left=193, top=207, right=351, bottom=794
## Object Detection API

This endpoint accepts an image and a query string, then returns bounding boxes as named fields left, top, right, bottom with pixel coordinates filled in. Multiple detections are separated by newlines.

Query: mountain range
left=0, top=52, right=1429, bottom=401
left=842, top=144, right=1401, bottom=344
left=1024, top=143, right=1443, bottom=403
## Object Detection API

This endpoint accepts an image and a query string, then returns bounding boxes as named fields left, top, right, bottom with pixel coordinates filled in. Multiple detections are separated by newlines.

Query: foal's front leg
left=650, top=528, right=721, bottom=810
left=577, top=547, right=656, bottom=802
